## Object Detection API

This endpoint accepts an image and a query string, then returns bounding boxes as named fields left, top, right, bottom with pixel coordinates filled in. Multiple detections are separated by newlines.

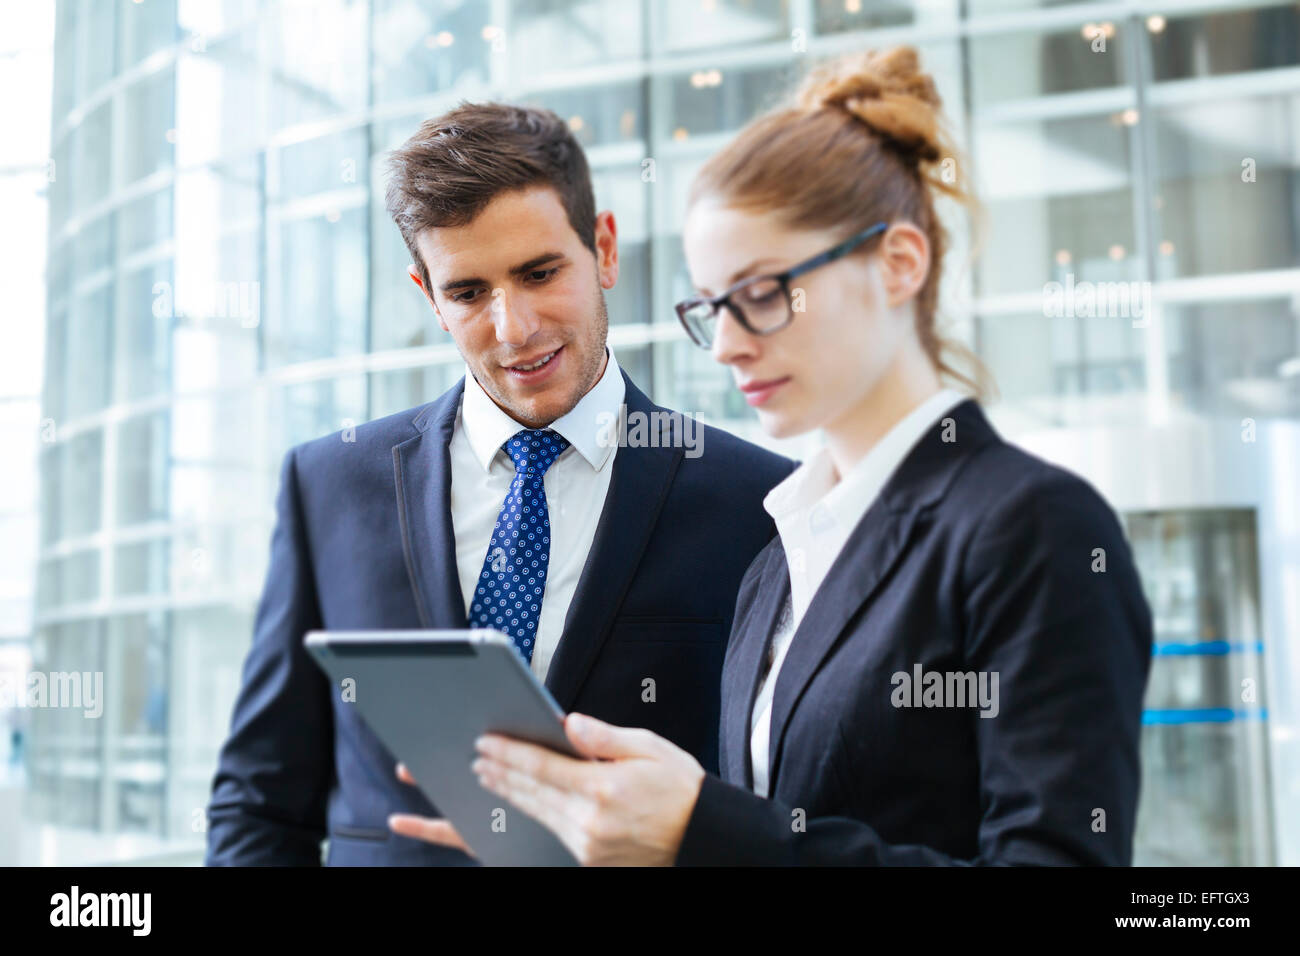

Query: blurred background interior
left=0, top=0, right=1296, bottom=865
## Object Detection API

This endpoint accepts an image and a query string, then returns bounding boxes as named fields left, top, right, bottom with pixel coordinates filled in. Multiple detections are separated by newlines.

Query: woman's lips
left=738, top=376, right=791, bottom=407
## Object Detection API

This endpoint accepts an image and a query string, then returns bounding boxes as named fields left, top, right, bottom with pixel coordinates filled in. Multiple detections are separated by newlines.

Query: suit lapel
left=723, top=545, right=790, bottom=790
left=764, top=399, right=999, bottom=795
left=543, top=372, right=685, bottom=710
left=392, top=379, right=468, bottom=630
left=764, top=503, right=920, bottom=794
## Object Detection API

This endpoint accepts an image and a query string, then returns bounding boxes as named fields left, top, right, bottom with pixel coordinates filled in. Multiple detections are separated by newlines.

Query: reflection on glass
left=974, top=115, right=1136, bottom=297
left=117, top=188, right=174, bottom=259
left=372, top=0, right=492, bottom=102
left=654, top=63, right=793, bottom=140
left=1150, top=93, right=1300, bottom=278
left=968, top=23, right=1126, bottom=107
left=267, top=0, right=368, bottom=128
left=115, top=263, right=173, bottom=404
left=117, top=412, right=171, bottom=527
left=519, top=82, right=644, bottom=149
left=123, top=67, right=177, bottom=186
left=266, top=209, right=368, bottom=367
left=369, top=365, right=459, bottom=421
left=269, top=376, right=368, bottom=452
left=74, top=0, right=116, bottom=106
left=66, top=286, right=113, bottom=420
left=74, top=213, right=115, bottom=278
left=1150, top=7, right=1300, bottom=81
left=176, top=35, right=268, bottom=167
left=652, top=0, right=787, bottom=53
left=120, top=0, right=178, bottom=71
left=26, top=620, right=106, bottom=830
left=508, top=0, right=643, bottom=74
left=1126, top=509, right=1273, bottom=865
left=814, top=0, right=934, bottom=34
left=114, top=540, right=171, bottom=598
left=978, top=299, right=1300, bottom=422
left=271, top=128, right=368, bottom=202
left=73, top=103, right=112, bottom=211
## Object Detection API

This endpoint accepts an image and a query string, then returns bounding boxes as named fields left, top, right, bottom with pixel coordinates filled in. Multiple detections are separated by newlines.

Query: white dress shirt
left=449, top=347, right=625, bottom=683
left=749, top=387, right=967, bottom=797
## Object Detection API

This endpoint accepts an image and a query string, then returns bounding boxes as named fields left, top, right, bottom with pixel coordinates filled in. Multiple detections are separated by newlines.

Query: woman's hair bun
left=795, top=46, right=944, bottom=167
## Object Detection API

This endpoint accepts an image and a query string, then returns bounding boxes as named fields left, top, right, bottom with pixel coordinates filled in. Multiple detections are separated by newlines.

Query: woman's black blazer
left=675, top=399, right=1153, bottom=865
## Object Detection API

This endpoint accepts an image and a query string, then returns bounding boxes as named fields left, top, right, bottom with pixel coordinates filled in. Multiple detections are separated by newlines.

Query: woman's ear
left=877, top=222, right=930, bottom=309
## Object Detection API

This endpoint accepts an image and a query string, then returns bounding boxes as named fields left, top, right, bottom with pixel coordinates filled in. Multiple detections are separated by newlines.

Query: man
left=205, top=102, right=795, bottom=865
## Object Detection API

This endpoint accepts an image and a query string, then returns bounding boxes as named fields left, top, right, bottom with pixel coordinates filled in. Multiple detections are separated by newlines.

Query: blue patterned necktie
left=469, top=428, right=571, bottom=663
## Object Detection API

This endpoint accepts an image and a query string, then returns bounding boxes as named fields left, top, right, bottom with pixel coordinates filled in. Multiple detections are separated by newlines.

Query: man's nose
left=491, top=289, right=541, bottom=347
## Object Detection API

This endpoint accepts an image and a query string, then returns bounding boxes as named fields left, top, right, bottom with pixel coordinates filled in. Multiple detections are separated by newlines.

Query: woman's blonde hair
left=687, top=45, right=994, bottom=400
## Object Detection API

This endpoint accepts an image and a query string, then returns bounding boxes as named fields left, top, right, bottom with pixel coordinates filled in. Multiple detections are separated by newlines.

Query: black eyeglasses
left=674, top=221, right=889, bottom=349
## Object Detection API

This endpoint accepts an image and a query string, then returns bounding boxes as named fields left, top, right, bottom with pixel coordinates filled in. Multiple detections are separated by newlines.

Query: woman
left=390, top=45, right=1153, bottom=865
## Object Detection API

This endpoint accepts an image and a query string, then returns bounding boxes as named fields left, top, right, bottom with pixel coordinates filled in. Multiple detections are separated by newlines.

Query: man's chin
left=484, top=379, right=574, bottom=428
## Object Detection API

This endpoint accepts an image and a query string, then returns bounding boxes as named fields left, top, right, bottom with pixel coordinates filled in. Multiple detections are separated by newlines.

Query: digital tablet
left=304, top=628, right=581, bottom=866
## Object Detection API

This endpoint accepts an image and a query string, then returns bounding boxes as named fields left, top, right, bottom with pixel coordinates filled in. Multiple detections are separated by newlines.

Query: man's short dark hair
left=384, top=101, right=597, bottom=295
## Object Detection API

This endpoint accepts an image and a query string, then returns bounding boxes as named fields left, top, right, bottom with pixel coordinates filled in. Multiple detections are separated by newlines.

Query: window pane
left=174, top=23, right=267, bottom=166
left=120, top=0, right=178, bottom=70
left=116, top=261, right=173, bottom=403
left=1151, top=6, right=1300, bottom=82
left=265, top=208, right=368, bottom=366
left=652, top=62, right=794, bottom=140
left=518, top=81, right=644, bottom=149
left=268, top=0, right=368, bottom=128
left=969, top=23, right=1127, bottom=107
left=271, top=127, right=368, bottom=202
left=508, top=0, right=643, bottom=75
left=1150, top=93, right=1300, bottom=278
left=123, top=66, right=177, bottom=185
left=974, top=114, right=1137, bottom=297
left=652, top=0, right=788, bottom=54
left=117, top=412, right=171, bottom=526
left=72, top=102, right=112, bottom=212
left=66, top=285, right=114, bottom=419
left=372, top=0, right=493, bottom=102
left=114, top=540, right=171, bottom=597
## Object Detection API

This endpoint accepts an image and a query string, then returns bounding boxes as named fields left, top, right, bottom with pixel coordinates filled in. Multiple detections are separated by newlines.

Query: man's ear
left=593, top=210, right=619, bottom=290
left=407, top=262, right=427, bottom=295
left=408, top=263, right=448, bottom=330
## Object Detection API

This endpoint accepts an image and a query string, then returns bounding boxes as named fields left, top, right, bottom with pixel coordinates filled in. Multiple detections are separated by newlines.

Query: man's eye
left=527, top=268, right=560, bottom=283
left=451, top=289, right=483, bottom=304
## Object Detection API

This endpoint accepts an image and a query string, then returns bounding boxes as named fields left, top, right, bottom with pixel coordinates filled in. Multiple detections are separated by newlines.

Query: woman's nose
left=710, top=305, right=756, bottom=366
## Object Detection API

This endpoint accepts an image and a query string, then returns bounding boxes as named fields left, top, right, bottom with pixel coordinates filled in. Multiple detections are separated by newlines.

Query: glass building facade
left=18, top=0, right=1300, bottom=864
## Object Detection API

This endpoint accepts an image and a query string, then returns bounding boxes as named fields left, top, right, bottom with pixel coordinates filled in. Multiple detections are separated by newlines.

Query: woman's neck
left=823, top=355, right=943, bottom=480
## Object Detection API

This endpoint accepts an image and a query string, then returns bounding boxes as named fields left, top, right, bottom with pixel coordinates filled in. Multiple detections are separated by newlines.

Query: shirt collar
left=461, top=346, right=625, bottom=473
left=763, top=387, right=967, bottom=529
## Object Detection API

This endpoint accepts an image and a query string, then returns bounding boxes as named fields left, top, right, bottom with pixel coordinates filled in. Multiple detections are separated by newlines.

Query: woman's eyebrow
left=697, top=258, right=784, bottom=295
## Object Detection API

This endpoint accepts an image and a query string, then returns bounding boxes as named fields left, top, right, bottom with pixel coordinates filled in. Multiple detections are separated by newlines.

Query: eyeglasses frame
left=674, top=221, right=890, bottom=348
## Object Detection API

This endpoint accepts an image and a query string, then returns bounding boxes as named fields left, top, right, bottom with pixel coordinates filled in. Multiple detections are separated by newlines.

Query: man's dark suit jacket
left=676, top=399, right=1153, bottom=865
left=205, top=369, right=794, bottom=865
